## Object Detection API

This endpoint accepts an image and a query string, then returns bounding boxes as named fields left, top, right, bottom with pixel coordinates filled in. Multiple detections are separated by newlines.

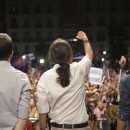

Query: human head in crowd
left=107, top=82, right=112, bottom=88
left=30, top=98, right=36, bottom=107
left=94, top=90, right=102, bottom=101
left=0, top=33, right=13, bottom=61
left=110, top=75, right=115, bottom=82
left=105, top=87, right=110, bottom=93
left=116, top=81, right=120, bottom=88
left=104, top=79, right=108, bottom=85
left=87, top=99, right=97, bottom=113
left=119, top=56, right=126, bottom=69
left=32, top=120, right=40, bottom=130
left=111, top=82, right=116, bottom=89
left=97, top=101, right=104, bottom=111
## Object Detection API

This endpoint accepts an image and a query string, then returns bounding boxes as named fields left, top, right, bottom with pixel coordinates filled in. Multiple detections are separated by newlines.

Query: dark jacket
left=117, top=70, right=130, bottom=130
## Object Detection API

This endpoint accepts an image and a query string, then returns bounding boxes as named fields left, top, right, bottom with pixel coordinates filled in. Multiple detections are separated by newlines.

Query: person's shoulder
left=121, top=71, right=130, bottom=87
left=44, top=68, right=54, bottom=75
left=122, top=71, right=130, bottom=82
left=71, top=57, right=92, bottom=71
left=70, top=62, right=78, bottom=67
left=11, top=66, right=26, bottom=75
left=40, top=68, right=54, bottom=78
left=79, top=56, right=92, bottom=63
left=126, top=70, right=130, bottom=76
left=10, top=66, right=29, bottom=81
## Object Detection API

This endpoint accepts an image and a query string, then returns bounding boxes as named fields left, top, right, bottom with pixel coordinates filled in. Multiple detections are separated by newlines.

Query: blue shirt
left=117, top=70, right=130, bottom=130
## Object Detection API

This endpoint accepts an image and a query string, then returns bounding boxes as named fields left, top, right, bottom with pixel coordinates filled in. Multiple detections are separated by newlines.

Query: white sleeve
left=77, top=56, right=92, bottom=76
left=37, top=74, right=49, bottom=114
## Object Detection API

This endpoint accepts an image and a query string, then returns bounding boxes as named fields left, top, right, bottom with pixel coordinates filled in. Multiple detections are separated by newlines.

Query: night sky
left=0, top=0, right=130, bottom=59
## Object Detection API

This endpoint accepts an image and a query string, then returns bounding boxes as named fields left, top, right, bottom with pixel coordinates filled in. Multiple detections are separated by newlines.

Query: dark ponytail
left=56, top=62, right=70, bottom=87
left=49, top=38, right=73, bottom=88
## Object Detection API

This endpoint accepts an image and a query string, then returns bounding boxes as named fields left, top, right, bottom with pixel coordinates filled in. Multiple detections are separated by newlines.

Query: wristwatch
left=83, top=39, right=89, bottom=43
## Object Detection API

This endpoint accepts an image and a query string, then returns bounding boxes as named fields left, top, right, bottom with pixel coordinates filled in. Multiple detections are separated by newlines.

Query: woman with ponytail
left=37, top=31, right=93, bottom=130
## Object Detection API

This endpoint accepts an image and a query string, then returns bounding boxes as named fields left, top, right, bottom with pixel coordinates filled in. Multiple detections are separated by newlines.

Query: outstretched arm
left=76, top=31, right=93, bottom=61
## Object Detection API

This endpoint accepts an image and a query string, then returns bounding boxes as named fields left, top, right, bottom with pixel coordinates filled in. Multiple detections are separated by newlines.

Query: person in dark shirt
left=117, top=67, right=130, bottom=130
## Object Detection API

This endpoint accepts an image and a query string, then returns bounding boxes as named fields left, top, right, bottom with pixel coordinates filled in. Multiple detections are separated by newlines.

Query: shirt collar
left=0, top=60, right=11, bottom=66
left=53, top=63, right=72, bottom=69
left=53, top=64, right=60, bottom=69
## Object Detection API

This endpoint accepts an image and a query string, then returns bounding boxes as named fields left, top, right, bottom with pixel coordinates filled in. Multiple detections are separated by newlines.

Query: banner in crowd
left=12, top=56, right=28, bottom=68
left=12, top=53, right=35, bottom=68
left=89, top=67, right=103, bottom=85
left=28, top=53, right=35, bottom=60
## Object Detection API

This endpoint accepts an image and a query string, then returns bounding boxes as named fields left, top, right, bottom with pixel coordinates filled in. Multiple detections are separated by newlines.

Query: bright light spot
left=22, top=55, right=26, bottom=59
left=103, top=51, right=107, bottom=55
left=68, top=39, right=78, bottom=41
left=40, top=59, right=44, bottom=64
left=102, top=58, right=105, bottom=62
left=73, top=39, right=77, bottom=41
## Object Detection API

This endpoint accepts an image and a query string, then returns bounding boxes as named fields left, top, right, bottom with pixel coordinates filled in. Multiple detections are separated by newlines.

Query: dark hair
left=0, top=33, right=13, bottom=60
left=125, top=55, right=130, bottom=70
left=49, top=38, right=73, bottom=87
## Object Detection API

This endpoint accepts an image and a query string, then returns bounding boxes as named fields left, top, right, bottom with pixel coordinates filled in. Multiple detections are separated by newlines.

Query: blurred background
left=0, top=0, right=130, bottom=63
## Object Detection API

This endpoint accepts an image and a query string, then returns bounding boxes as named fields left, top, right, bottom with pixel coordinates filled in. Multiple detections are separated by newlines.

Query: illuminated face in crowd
left=104, top=79, right=108, bottom=85
left=107, top=82, right=111, bottom=88
left=95, top=92, right=99, bottom=97
left=112, top=83, right=116, bottom=89
left=103, top=92, right=106, bottom=96
left=116, top=82, right=120, bottom=87
left=30, top=99, right=34, bottom=107
left=89, top=102, right=96, bottom=109
left=105, top=87, right=109, bottom=93
left=98, top=101, right=104, bottom=110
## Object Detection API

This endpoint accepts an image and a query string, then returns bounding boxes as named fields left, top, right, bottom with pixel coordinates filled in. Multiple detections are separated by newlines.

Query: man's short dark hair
left=0, top=33, right=13, bottom=60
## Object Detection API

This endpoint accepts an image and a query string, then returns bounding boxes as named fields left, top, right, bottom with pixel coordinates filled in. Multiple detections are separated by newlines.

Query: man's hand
left=76, top=31, right=93, bottom=61
left=76, top=31, right=88, bottom=41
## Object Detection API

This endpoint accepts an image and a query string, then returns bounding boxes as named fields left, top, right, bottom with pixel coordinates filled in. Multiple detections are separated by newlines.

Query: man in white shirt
left=0, top=34, right=31, bottom=130
left=37, top=31, right=93, bottom=130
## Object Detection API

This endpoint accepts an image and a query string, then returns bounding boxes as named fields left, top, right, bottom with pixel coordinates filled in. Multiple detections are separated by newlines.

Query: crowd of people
left=25, top=53, right=130, bottom=130
left=1, top=32, right=130, bottom=130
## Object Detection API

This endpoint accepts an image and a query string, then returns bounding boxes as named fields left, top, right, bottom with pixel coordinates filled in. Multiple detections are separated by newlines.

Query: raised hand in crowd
left=76, top=31, right=93, bottom=61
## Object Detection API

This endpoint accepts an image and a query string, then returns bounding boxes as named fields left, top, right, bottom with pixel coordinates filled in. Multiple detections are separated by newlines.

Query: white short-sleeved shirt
left=37, top=57, right=92, bottom=124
